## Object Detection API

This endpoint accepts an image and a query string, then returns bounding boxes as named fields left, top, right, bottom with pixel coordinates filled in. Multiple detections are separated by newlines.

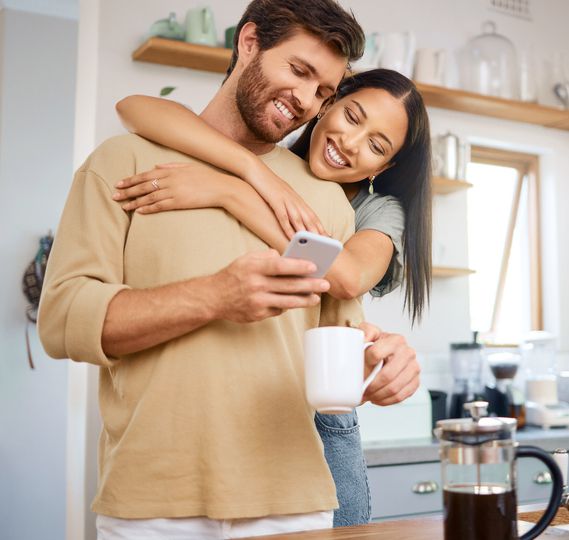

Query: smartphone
left=283, top=231, right=343, bottom=278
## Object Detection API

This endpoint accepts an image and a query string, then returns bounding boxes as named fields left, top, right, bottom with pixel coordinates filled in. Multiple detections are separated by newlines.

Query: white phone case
left=283, top=231, right=343, bottom=278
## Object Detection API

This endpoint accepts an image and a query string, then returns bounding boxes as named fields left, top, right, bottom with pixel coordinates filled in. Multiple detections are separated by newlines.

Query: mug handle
left=404, top=32, right=417, bottom=77
left=517, top=445, right=563, bottom=540
left=362, top=342, right=383, bottom=393
left=201, top=8, right=212, bottom=33
left=435, top=50, right=446, bottom=85
left=375, top=35, right=385, bottom=67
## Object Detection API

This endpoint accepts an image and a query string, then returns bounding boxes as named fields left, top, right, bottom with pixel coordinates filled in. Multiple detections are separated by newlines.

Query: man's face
left=235, top=30, right=347, bottom=143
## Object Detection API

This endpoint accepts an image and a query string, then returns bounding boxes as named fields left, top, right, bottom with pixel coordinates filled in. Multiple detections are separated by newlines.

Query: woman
left=113, top=69, right=432, bottom=526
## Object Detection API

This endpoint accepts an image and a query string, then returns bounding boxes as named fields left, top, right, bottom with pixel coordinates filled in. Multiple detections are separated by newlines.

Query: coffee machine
left=523, top=331, right=569, bottom=428
left=483, top=344, right=525, bottom=428
left=448, top=335, right=485, bottom=418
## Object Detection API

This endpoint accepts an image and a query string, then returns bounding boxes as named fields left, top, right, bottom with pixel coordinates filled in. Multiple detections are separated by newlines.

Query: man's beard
left=235, top=54, right=301, bottom=144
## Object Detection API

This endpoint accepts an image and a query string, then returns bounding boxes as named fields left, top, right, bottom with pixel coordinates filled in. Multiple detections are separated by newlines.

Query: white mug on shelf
left=413, top=48, right=446, bottom=86
left=352, top=33, right=381, bottom=71
left=433, top=132, right=460, bottom=180
left=518, top=49, right=538, bottom=103
left=457, top=141, right=471, bottom=180
left=376, top=31, right=416, bottom=78
left=185, top=6, right=217, bottom=46
left=304, top=326, right=383, bottom=414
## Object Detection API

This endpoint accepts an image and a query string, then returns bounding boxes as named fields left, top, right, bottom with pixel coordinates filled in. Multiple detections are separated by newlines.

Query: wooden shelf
left=432, top=266, right=475, bottom=278
left=416, top=82, right=569, bottom=131
left=132, top=38, right=569, bottom=131
left=432, top=176, right=472, bottom=195
left=132, top=38, right=232, bottom=74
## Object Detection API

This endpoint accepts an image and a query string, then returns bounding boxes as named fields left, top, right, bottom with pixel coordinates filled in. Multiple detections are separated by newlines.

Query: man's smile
left=272, top=99, right=296, bottom=121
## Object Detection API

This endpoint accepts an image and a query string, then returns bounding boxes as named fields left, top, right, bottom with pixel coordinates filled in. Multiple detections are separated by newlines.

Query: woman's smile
left=324, top=139, right=350, bottom=168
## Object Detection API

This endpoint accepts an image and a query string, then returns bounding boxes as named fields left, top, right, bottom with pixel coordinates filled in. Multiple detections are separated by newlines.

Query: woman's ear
left=236, top=22, right=260, bottom=66
left=376, top=161, right=396, bottom=176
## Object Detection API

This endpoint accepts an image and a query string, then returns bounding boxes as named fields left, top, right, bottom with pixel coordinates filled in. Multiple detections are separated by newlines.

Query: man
left=39, top=1, right=419, bottom=538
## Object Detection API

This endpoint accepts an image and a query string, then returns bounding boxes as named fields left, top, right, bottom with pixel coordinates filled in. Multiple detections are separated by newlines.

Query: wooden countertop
left=520, top=507, right=569, bottom=527
left=240, top=516, right=569, bottom=539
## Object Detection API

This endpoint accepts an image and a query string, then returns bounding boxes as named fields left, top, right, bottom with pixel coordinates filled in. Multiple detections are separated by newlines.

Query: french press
left=435, top=401, right=563, bottom=540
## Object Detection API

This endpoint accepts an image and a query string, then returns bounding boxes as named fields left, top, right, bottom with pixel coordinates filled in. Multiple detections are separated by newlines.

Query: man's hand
left=359, top=322, right=420, bottom=406
left=211, top=249, right=330, bottom=323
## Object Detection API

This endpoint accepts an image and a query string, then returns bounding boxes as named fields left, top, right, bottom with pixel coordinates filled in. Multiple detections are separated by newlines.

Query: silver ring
left=151, top=179, right=160, bottom=190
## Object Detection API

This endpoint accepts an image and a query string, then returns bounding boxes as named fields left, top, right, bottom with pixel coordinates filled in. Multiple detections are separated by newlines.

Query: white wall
left=0, top=8, right=77, bottom=540
left=0, top=0, right=78, bottom=19
left=0, top=9, right=4, bottom=152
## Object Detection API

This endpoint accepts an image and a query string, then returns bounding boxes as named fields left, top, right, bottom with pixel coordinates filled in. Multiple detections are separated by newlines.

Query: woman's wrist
left=236, top=152, right=269, bottom=188
left=217, top=174, right=244, bottom=211
left=229, top=148, right=253, bottom=176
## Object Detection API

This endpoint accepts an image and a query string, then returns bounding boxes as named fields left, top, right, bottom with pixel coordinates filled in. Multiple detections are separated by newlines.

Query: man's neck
left=342, top=183, right=361, bottom=201
left=199, top=82, right=276, bottom=156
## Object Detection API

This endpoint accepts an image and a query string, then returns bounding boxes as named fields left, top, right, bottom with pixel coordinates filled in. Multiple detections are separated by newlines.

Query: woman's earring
left=316, top=112, right=322, bottom=120
left=368, top=175, right=376, bottom=195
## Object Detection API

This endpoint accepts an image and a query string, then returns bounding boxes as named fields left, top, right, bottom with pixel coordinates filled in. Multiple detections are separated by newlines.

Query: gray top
left=350, top=185, right=405, bottom=297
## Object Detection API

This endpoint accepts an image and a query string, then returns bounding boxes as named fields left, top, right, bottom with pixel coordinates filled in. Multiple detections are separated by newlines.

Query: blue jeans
left=315, top=410, right=371, bottom=527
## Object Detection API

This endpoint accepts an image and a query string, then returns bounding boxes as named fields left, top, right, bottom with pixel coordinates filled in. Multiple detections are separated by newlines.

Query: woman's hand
left=112, top=162, right=227, bottom=214
left=113, top=161, right=329, bottom=242
left=243, top=161, right=328, bottom=240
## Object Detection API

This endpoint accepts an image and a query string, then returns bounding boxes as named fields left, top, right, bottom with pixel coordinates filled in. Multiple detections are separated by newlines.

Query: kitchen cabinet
left=363, top=427, right=569, bottom=520
left=132, top=38, right=569, bottom=131
left=518, top=456, right=558, bottom=503
left=367, top=458, right=554, bottom=520
left=368, top=462, right=442, bottom=520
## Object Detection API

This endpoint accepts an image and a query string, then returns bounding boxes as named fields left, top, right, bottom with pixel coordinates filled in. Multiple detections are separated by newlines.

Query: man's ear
left=318, top=95, right=336, bottom=117
left=236, top=22, right=260, bottom=67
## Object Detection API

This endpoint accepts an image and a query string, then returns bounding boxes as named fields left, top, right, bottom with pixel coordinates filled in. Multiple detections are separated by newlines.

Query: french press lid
left=435, top=401, right=517, bottom=445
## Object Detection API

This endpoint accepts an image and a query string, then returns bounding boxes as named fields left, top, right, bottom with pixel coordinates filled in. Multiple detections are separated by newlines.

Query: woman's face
left=308, top=87, right=409, bottom=183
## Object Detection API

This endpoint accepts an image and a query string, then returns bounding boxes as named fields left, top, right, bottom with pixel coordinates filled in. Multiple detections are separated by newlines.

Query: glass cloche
left=459, top=21, right=518, bottom=100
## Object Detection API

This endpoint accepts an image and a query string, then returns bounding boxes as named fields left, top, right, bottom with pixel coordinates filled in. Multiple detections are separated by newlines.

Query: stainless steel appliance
left=432, top=132, right=470, bottom=180
left=448, top=337, right=484, bottom=419
left=523, top=331, right=569, bottom=428
left=483, top=344, right=525, bottom=428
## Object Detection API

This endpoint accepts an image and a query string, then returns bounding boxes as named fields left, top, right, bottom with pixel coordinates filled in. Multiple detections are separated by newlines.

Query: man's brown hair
left=225, top=0, right=364, bottom=78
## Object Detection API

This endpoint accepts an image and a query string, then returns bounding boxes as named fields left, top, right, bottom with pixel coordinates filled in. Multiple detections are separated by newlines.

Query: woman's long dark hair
left=290, top=69, right=432, bottom=324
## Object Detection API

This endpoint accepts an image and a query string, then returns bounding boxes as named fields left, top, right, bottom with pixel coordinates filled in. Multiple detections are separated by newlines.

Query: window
left=466, top=146, right=542, bottom=339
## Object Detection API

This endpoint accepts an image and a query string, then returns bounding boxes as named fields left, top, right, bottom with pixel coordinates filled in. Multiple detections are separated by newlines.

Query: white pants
left=96, top=510, right=333, bottom=540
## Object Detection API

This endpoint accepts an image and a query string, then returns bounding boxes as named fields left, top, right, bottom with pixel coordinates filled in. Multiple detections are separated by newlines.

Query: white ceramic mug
left=352, top=33, right=381, bottom=71
left=413, top=47, right=446, bottom=86
left=376, top=31, right=416, bottom=78
left=185, top=6, right=217, bottom=46
left=304, top=326, right=383, bottom=414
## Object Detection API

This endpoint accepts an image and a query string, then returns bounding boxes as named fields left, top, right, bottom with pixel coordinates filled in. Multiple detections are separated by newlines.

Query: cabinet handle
left=412, top=481, right=439, bottom=494
left=533, top=471, right=553, bottom=485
